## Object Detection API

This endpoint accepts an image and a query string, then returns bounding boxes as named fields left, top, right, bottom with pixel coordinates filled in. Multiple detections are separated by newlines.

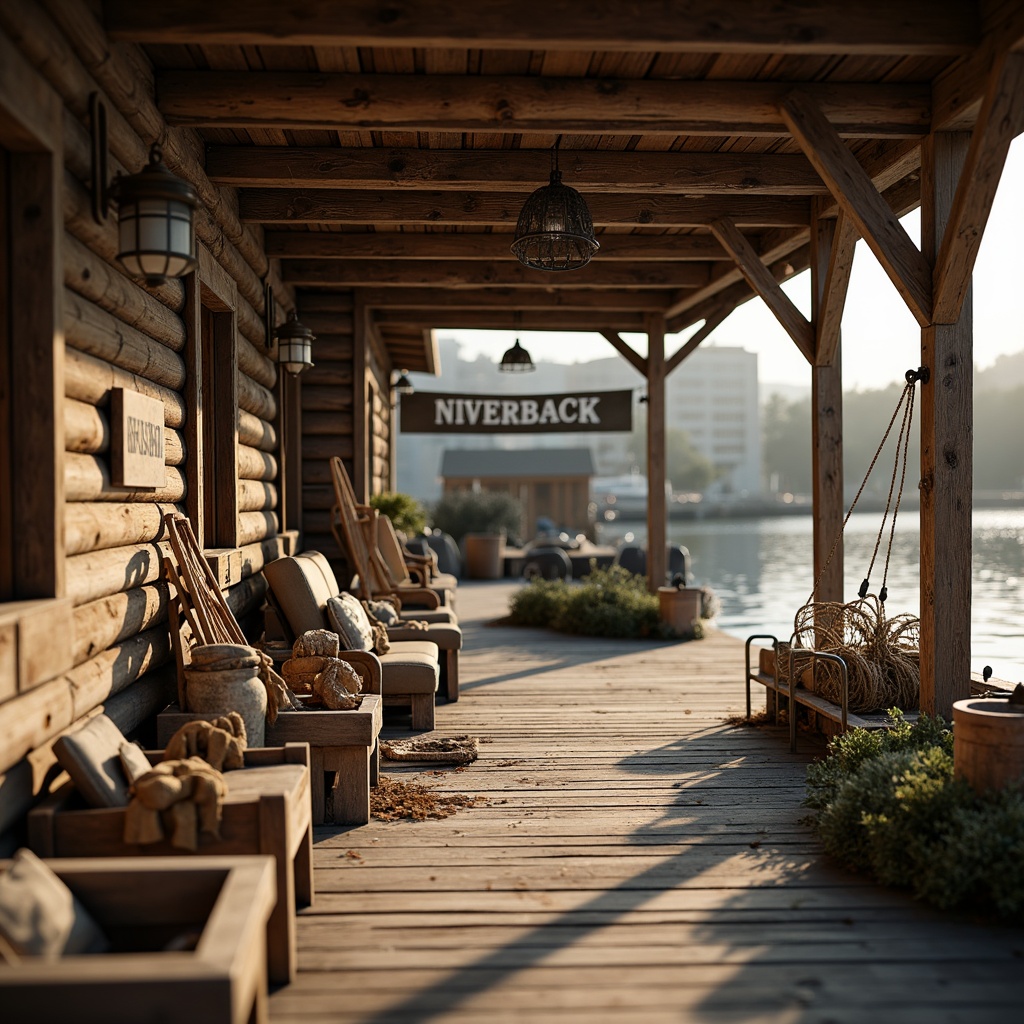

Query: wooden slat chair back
left=330, top=457, right=442, bottom=609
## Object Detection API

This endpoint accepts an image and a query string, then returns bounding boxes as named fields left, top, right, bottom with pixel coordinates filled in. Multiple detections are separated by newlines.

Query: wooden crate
left=0, top=855, right=275, bottom=1024
left=27, top=744, right=313, bottom=986
left=157, top=694, right=383, bottom=825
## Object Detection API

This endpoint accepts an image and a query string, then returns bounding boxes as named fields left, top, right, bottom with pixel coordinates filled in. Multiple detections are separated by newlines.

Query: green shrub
left=430, top=490, right=524, bottom=544
left=369, top=492, right=427, bottom=535
left=508, top=564, right=704, bottom=640
left=805, top=712, right=1024, bottom=920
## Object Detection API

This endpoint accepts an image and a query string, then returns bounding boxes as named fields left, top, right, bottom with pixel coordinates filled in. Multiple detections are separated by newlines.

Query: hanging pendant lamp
left=511, top=142, right=599, bottom=272
left=499, top=338, right=535, bottom=373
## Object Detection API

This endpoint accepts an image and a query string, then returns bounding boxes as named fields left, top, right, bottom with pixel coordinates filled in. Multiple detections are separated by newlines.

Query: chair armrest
left=395, top=586, right=440, bottom=609
left=340, top=650, right=383, bottom=695
left=405, top=564, right=430, bottom=587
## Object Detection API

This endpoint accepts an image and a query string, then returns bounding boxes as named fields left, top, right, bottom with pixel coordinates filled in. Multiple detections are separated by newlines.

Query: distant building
left=441, top=447, right=596, bottom=537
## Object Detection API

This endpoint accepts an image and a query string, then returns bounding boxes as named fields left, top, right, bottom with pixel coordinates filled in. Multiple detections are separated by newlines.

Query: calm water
left=598, top=508, right=1024, bottom=684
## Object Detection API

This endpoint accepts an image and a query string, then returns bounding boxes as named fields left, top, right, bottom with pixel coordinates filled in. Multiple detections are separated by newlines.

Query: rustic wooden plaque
left=111, top=387, right=166, bottom=488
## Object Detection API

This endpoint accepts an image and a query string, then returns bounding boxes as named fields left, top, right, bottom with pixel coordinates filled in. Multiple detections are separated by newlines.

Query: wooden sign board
left=401, top=389, right=633, bottom=434
left=111, top=388, right=166, bottom=488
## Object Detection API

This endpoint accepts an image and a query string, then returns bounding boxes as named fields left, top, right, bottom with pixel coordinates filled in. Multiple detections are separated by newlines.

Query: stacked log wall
left=300, top=290, right=356, bottom=562
left=0, top=2, right=295, bottom=846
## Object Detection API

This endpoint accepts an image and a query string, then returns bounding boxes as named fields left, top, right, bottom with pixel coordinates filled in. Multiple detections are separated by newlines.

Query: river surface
left=596, top=508, right=1024, bottom=684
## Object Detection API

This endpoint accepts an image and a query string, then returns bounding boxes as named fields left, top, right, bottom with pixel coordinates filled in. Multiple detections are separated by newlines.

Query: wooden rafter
left=599, top=332, right=648, bottom=377
left=264, top=232, right=733, bottom=262
left=104, top=0, right=977, bottom=54
left=816, top=209, right=858, bottom=365
left=933, top=53, right=1024, bottom=324
left=373, top=309, right=648, bottom=332
left=159, top=73, right=931, bottom=138
left=710, top=217, right=814, bottom=362
left=359, top=288, right=667, bottom=312
left=281, top=259, right=708, bottom=290
left=781, top=90, right=933, bottom=327
left=208, top=147, right=825, bottom=195
left=239, top=190, right=810, bottom=228
left=666, top=310, right=730, bottom=376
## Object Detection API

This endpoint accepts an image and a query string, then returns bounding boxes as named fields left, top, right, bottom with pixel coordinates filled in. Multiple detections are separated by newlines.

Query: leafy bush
left=805, top=712, right=1024, bottom=919
left=508, top=564, right=708, bottom=640
left=430, top=490, right=524, bottom=544
left=369, top=492, right=427, bottom=535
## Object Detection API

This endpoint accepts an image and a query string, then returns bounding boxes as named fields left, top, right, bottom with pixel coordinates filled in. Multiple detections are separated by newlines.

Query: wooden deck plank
left=270, top=580, right=1024, bottom=1022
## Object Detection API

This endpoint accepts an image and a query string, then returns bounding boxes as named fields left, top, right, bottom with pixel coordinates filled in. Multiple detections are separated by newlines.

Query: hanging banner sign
left=400, top=389, right=633, bottom=434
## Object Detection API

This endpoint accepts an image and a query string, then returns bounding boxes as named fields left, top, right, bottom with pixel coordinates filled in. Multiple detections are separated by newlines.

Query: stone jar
left=185, top=643, right=267, bottom=747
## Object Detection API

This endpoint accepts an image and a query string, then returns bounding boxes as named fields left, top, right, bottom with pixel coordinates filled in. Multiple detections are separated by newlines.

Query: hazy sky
left=442, top=137, right=1024, bottom=394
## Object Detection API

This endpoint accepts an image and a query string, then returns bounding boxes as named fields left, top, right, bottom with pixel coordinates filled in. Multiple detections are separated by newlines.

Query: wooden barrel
left=952, top=698, right=1024, bottom=794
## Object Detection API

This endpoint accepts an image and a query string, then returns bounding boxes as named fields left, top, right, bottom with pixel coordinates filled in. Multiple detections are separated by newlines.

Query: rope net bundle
left=786, top=371, right=926, bottom=713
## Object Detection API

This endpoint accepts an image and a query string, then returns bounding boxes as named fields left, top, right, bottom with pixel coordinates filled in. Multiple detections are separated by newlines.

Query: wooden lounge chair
left=27, top=715, right=313, bottom=986
left=264, top=552, right=447, bottom=728
left=163, top=512, right=383, bottom=824
left=330, top=456, right=455, bottom=614
left=374, top=510, right=458, bottom=607
left=0, top=855, right=275, bottom=1024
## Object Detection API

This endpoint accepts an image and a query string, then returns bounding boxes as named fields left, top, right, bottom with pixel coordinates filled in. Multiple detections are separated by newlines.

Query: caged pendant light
left=511, top=142, right=599, bottom=272
left=498, top=338, right=535, bottom=373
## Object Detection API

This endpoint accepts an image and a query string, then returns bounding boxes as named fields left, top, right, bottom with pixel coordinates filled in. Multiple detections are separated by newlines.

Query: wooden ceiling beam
left=933, top=53, right=1024, bottom=324
left=159, top=73, right=931, bottom=138
left=265, top=231, right=733, bottom=262
left=240, top=190, right=810, bottom=228
left=710, top=217, right=814, bottom=361
left=281, top=259, right=708, bottom=289
left=781, top=90, right=932, bottom=326
left=208, top=146, right=825, bottom=195
left=373, top=309, right=648, bottom=332
left=105, top=1, right=977, bottom=55
left=357, top=288, right=669, bottom=312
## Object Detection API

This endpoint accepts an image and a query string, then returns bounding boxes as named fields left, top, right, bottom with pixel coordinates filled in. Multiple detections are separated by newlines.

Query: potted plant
left=430, top=491, right=523, bottom=579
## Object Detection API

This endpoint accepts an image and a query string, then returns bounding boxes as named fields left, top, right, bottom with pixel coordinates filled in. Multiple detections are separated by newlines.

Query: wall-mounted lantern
left=90, top=94, right=198, bottom=287
left=274, top=311, right=316, bottom=377
left=393, top=369, right=415, bottom=395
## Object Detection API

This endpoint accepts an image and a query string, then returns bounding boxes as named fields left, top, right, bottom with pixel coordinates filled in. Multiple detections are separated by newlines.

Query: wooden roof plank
left=157, top=72, right=932, bottom=138
left=358, top=288, right=668, bottom=311
left=105, top=1, right=977, bottom=55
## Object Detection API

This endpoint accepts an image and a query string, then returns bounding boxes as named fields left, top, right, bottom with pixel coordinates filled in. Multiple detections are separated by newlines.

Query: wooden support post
left=183, top=273, right=205, bottom=548
left=645, top=313, right=667, bottom=594
left=810, top=204, right=845, bottom=606
left=282, top=372, right=303, bottom=533
left=920, top=133, right=973, bottom=719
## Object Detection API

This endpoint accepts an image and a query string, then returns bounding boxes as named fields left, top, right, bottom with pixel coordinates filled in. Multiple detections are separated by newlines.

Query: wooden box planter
left=157, top=694, right=383, bottom=825
left=27, top=745, right=313, bottom=986
left=0, top=855, right=275, bottom=1024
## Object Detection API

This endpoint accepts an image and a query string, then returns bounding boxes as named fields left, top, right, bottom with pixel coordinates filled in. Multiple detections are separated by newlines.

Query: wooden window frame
left=0, top=34, right=63, bottom=603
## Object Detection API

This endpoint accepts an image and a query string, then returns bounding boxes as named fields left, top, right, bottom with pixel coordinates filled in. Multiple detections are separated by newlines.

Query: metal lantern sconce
left=90, top=94, right=198, bottom=287
left=274, top=311, right=316, bottom=377
left=499, top=338, right=536, bottom=373
left=511, top=141, right=599, bottom=272
left=393, top=369, right=415, bottom=395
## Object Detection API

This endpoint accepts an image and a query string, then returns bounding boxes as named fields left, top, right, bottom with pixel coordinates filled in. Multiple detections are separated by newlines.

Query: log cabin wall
left=366, top=319, right=395, bottom=498
left=0, top=1, right=295, bottom=851
left=298, top=289, right=356, bottom=567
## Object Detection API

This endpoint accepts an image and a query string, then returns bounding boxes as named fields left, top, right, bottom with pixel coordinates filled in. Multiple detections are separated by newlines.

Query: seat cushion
left=377, top=649, right=439, bottom=695
left=399, top=607, right=457, bottom=625
left=387, top=623, right=462, bottom=651
left=53, top=715, right=134, bottom=809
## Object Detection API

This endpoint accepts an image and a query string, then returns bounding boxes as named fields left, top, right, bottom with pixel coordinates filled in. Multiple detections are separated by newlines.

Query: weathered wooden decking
left=271, top=582, right=1024, bottom=1023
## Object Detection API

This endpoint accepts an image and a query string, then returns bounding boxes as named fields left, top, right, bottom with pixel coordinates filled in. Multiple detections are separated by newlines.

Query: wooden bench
left=0, top=855, right=275, bottom=1024
left=27, top=744, right=313, bottom=986
left=157, top=694, right=383, bottom=825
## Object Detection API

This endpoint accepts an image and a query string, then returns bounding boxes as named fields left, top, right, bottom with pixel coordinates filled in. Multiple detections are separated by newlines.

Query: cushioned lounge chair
left=264, top=552, right=451, bottom=727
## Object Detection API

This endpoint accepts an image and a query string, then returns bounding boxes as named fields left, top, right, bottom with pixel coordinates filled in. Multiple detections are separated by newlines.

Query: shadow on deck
left=271, top=581, right=1024, bottom=1024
